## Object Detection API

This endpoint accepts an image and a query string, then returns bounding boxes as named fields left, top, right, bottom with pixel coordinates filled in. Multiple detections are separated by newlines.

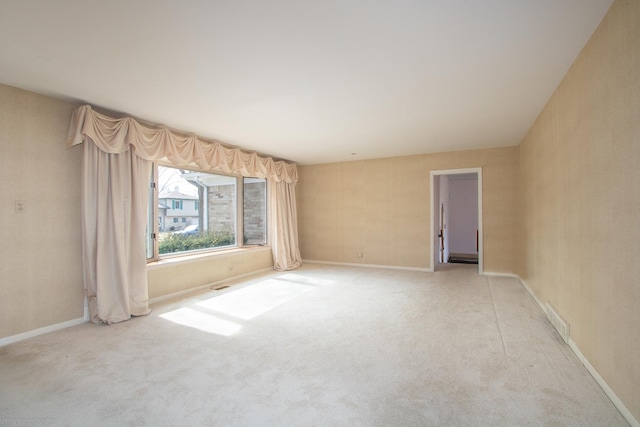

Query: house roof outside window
left=159, top=186, right=198, bottom=201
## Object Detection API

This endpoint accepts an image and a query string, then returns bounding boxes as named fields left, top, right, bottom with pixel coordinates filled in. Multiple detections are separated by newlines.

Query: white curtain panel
left=270, top=180, right=302, bottom=271
left=69, top=105, right=302, bottom=324
left=82, top=142, right=152, bottom=324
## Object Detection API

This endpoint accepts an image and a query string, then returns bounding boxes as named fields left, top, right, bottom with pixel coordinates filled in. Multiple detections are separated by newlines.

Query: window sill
left=147, top=245, right=271, bottom=270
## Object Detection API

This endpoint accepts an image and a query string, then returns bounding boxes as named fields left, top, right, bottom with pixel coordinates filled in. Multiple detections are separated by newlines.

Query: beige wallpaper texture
left=147, top=247, right=274, bottom=300
left=0, top=85, right=275, bottom=340
left=0, top=84, right=84, bottom=337
left=519, top=0, right=639, bottom=419
left=297, top=146, right=519, bottom=273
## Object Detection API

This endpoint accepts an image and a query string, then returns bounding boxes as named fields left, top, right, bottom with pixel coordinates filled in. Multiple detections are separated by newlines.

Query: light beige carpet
left=0, top=263, right=628, bottom=426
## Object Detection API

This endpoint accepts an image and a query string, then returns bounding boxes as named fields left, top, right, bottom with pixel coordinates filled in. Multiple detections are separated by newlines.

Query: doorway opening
left=430, top=168, right=482, bottom=273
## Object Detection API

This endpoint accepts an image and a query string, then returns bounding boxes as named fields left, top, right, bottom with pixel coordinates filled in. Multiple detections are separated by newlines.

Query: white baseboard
left=518, top=276, right=638, bottom=427
left=519, top=277, right=545, bottom=309
left=0, top=317, right=87, bottom=348
left=483, top=271, right=520, bottom=279
left=303, top=259, right=433, bottom=273
left=149, top=267, right=274, bottom=305
left=568, top=338, right=639, bottom=427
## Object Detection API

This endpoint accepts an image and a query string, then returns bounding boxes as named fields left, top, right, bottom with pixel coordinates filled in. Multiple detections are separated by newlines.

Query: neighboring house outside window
left=158, top=186, right=199, bottom=232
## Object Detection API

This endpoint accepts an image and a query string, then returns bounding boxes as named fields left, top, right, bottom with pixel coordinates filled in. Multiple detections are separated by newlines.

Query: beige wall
left=0, top=84, right=84, bottom=338
left=0, top=84, right=275, bottom=340
left=519, top=0, right=639, bottom=420
left=297, top=146, right=519, bottom=273
left=147, top=247, right=273, bottom=300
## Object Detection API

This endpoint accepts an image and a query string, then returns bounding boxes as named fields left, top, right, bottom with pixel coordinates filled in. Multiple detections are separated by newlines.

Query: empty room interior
left=0, top=0, right=638, bottom=425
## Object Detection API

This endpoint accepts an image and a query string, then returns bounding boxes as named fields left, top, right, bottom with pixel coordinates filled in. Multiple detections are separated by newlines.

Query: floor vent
left=545, top=303, right=570, bottom=343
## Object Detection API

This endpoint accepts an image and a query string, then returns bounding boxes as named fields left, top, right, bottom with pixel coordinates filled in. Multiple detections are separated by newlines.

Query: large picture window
left=147, top=165, right=267, bottom=260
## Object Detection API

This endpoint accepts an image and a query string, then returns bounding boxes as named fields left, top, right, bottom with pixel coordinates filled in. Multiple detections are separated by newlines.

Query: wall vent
left=545, top=302, right=570, bottom=343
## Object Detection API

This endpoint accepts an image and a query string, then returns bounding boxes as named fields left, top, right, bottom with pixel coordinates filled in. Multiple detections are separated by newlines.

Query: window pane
left=157, top=166, right=236, bottom=255
left=243, top=178, right=267, bottom=245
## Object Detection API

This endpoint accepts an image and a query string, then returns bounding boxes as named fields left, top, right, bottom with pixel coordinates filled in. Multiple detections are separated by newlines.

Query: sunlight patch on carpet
left=276, top=272, right=335, bottom=287
left=159, top=307, right=242, bottom=336
left=196, top=279, right=314, bottom=320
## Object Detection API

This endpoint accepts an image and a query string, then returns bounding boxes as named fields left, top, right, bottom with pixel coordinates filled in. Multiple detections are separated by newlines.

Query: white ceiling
left=0, top=0, right=613, bottom=164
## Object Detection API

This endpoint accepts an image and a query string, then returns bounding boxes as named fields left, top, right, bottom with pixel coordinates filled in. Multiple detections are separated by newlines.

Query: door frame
left=430, top=168, right=483, bottom=273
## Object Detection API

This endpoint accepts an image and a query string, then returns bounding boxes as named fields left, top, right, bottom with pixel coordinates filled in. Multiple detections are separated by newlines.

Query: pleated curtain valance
left=67, top=104, right=298, bottom=183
